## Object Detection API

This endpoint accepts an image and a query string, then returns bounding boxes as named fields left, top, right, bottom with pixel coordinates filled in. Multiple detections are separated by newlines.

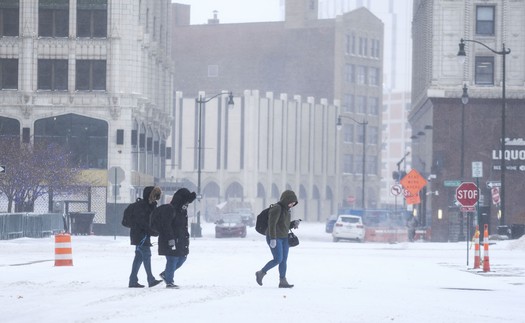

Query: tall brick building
left=410, top=0, right=525, bottom=241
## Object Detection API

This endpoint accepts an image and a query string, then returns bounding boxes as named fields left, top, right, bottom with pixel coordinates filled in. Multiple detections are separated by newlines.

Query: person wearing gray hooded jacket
left=255, top=190, right=299, bottom=288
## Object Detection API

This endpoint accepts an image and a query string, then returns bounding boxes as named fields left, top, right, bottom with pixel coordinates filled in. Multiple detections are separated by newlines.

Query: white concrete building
left=167, top=90, right=339, bottom=222
left=0, top=0, right=173, bottom=223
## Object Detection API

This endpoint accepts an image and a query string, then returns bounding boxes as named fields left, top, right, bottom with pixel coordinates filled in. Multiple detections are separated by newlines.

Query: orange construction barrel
left=54, top=233, right=73, bottom=266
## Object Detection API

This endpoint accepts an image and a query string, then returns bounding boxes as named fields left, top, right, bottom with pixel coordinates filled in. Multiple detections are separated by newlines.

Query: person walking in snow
left=407, top=215, right=418, bottom=242
left=156, top=188, right=196, bottom=288
left=128, top=186, right=163, bottom=288
left=255, top=189, right=299, bottom=288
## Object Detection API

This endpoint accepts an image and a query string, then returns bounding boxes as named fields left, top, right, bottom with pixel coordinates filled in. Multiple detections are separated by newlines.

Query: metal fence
left=0, top=213, right=65, bottom=240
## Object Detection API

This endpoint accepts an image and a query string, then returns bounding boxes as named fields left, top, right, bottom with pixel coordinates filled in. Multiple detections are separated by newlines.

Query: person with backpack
left=155, top=188, right=196, bottom=288
left=255, top=189, right=298, bottom=288
left=127, top=186, right=163, bottom=288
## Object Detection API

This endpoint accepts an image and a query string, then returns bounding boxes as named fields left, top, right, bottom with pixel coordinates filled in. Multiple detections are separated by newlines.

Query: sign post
left=456, top=181, right=479, bottom=267
left=472, top=161, right=483, bottom=234
left=108, top=166, right=125, bottom=240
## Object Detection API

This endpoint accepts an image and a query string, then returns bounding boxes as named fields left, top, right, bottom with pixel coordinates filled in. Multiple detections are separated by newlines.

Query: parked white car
left=332, top=215, right=365, bottom=242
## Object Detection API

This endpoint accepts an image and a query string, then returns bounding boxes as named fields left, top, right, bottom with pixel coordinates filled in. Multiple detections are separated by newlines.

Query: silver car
left=332, top=215, right=365, bottom=242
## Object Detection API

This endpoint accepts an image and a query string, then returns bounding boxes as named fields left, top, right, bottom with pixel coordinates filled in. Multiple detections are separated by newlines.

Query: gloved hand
left=168, top=239, right=176, bottom=250
left=269, top=239, right=277, bottom=248
left=290, top=220, right=301, bottom=229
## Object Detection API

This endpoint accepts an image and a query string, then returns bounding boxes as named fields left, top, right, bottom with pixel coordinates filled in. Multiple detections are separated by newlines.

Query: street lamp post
left=458, top=84, right=469, bottom=242
left=194, top=91, right=234, bottom=237
left=336, top=115, right=368, bottom=211
left=457, top=38, right=510, bottom=225
left=460, top=83, right=469, bottom=179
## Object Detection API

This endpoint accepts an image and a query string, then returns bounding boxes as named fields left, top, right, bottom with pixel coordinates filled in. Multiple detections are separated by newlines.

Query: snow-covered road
left=2, top=222, right=524, bottom=323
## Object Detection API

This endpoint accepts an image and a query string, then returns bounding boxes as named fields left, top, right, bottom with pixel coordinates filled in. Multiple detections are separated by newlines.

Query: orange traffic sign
left=400, top=169, right=427, bottom=195
left=404, top=190, right=421, bottom=205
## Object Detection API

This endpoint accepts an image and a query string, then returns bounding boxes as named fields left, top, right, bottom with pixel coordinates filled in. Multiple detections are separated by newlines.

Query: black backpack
left=255, top=203, right=280, bottom=235
left=149, top=204, right=172, bottom=235
left=121, top=198, right=141, bottom=228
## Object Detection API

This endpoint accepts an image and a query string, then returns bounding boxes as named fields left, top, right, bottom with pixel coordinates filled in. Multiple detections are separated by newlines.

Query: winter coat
left=157, top=188, right=196, bottom=257
left=129, top=186, right=161, bottom=246
left=267, top=190, right=298, bottom=239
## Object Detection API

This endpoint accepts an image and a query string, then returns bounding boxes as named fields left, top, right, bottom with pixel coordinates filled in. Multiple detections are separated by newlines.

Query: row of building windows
left=0, top=0, right=107, bottom=38
left=342, top=94, right=380, bottom=115
left=129, top=130, right=165, bottom=157
left=342, top=124, right=378, bottom=146
left=345, top=64, right=380, bottom=86
left=0, top=59, right=106, bottom=91
left=345, top=34, right=381, bottom=59
left=343, top=154, right=378, bottom=175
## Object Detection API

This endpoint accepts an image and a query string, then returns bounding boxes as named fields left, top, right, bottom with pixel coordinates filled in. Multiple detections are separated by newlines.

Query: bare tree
left=0, top=138, right=83, bottom=212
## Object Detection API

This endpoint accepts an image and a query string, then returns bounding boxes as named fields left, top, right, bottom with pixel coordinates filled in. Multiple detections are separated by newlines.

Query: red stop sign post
left=456, top=182, right=479, bottom=211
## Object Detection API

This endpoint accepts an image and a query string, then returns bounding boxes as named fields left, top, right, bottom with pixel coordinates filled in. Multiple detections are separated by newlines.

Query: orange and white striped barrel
left=482, top=224, right=490, bottom=272
left=54, top=233, right=73, bottom=266
left=473, top=226, right=480, bottom=269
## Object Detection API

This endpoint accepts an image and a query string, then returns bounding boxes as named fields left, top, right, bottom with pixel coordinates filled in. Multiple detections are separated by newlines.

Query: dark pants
left=129, top=245, right=155, bottom=285
left=164, top=255, right=187, bottom=284
left=408, top=229, right=416, bottom=242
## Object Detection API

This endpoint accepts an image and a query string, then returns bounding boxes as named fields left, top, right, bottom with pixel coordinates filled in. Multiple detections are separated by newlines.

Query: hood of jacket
left=170, top=188, right=197, bottom=207
left=143, top=186, right=162, bottom=205
left=279, top=190, right=298, bottom=208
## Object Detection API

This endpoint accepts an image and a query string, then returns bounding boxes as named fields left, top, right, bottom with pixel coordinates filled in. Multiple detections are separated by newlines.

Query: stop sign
left=456, top=182, right=479, bottom=207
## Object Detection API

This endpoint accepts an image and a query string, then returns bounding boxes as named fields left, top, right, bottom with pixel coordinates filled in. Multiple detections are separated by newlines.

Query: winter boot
left=255, top=270, right=266, bottom=286
left=159, top=272, right=167, bottom=283
left=148, top=279, right=163, bottom=288
left=278, top=277, right=294, bottom=288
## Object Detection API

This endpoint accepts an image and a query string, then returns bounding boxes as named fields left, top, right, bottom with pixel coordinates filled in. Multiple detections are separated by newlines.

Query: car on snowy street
left=332, top=214, right=365, bottom=242
left=232, top=208, right=255, bottom=227
left=215, top=213, right=247, bottom=238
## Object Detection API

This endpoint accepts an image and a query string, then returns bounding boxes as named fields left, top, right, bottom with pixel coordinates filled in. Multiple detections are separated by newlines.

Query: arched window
left=34, top=114, right=108, bottom=169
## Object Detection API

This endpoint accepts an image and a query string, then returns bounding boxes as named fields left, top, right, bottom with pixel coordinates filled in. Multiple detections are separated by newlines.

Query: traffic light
left=392, top=171, right=407, bottom=181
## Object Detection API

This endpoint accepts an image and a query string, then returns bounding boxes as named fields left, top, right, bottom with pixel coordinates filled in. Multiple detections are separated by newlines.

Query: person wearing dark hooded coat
left=255, top=190, right=299, bottom=288
left=128, top=186, right=163, bottom=288
left=156, top=188, right=196, bottom=288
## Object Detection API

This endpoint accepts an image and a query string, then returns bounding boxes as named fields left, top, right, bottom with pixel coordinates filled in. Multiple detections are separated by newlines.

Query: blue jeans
left=261, top=237, right=289, bottom=278
left=164, top=256, right=187, bottom=284
left=129, top=245, right=155, bottom=285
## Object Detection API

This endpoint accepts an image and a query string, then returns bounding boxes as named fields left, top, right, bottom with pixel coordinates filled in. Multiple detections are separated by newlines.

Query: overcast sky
left=172, top=0, right=283, bottom=25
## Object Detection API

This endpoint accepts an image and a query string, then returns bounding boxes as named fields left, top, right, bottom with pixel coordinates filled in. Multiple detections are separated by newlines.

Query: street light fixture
left=193, top=91, right=234, bottom=237
left=336, top=115, right=368, bottom=211
left=457, top=38, right=510, bottom=225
